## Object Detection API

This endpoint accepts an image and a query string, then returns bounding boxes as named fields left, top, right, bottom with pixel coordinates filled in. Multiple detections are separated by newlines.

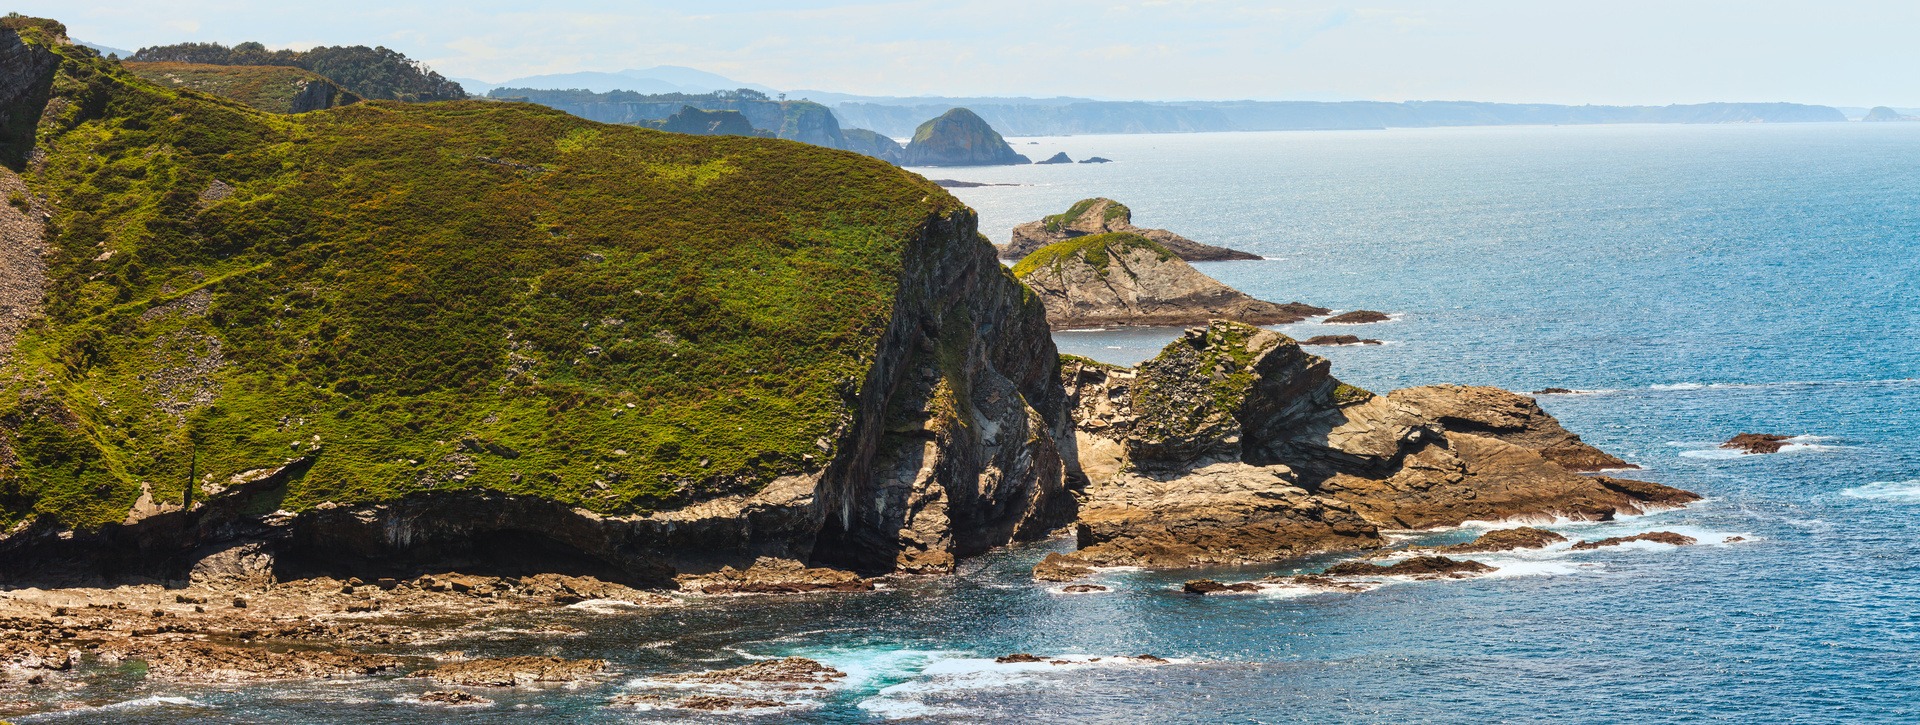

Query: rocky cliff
left=1012, top=233, right=1327, bottom=328
left=640, top=105, right=768, bottom=137
left=901, top=108, right=1030, bottom=167
left=0, top=24, right=1073, bottom=585
left=1003, top=198, right=1259, bottom=262
left=488, top=88, right=903, bottom=163
left=123, top=62, right=362, bottom=114
left=1863, top=106, right=1918, bottom=122
left=840, top=128, right=903, bottom=164
left=1060, top=322, right=1697, bottom=567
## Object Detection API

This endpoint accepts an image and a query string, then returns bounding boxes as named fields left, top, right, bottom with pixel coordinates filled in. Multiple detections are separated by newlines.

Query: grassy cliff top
left=910, top=107, right=1000, bottom=145
left=123, top=62, right=359, bottom=114
left=1041, top=198, right=1129, bottom=232
left=1010, top=232, right=1172, bottom=279
left=0, top=26, right=965, bottom=530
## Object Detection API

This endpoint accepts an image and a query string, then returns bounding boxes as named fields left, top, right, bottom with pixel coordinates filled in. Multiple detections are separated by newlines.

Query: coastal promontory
left=900, top=107, right=1031, bottom=166
left=1011, top=233, right=1328, bottom=328
left=1002, top=198, right=1260, bottom=262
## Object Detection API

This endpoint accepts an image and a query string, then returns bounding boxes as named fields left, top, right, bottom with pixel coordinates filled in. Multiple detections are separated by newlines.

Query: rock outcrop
left=840, top=128, right=903, bottom=164
left=1299, top=335, right=1380, bottom=346
left=1571, top=531, right=1696, bottom=550
left=1059, top=321, right=1698, bottom=567
left=1863, top=106, right=1918, bottom=122
left=1012, top=233, right=1328, bottom=329
left=1722, top=433, right=1791, bottom=454
left=1323, top=555, right=1493, bottom=578
left=123, top=62, right=361, bottom=114
left=1036, top=152, right=1072, bottom=164
left=642, top=105, right=766, bottom=136
left=1001, top=198, right=1259, bottom=262
left=900, top=107, right=1030, bottom=166
left=1436, top=526, right=1565, bottom=553
left=1323, top=310, right=1390, bottom=324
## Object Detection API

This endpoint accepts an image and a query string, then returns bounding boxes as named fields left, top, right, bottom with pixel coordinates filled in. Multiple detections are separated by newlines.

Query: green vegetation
left=122, top=62, right=359, bottom=114
left=1129, top=321, right=1273, bottom=451
left=1041, top=198, right=1129, bottom=233
left=0, top=28, right=962, bottom=530
left=128, top=41, right=464, bottom=102
left=639, top=105, right=768, bottom=137
left=1331, top=382, right=1375, bottom=407
left=1010, top=232, right=1172, bottom=279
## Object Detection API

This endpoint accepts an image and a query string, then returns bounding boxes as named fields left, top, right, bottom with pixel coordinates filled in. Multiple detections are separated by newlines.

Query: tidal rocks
left=677, top=557, right=872, bottom=594
left=901, top=107, right=1030, bottom=166
left=1061, top=584, right=1108, bottom=593
left=1323, top=556, right=1494, bottom=578
left=1032, top=552, right=1096, bottom=582
left=1012, top=233, right=1328, bottom=328
left=1002, top=198, right=1259, bottom=262
left=1438, top=526, right=1567, bottom=553
left=1058, top=321, right=1699, bottom=568
left=1722, top=433, right=1793, bottom=454
left=410, top=656, right=609, bottom=687
left=996, top=653, right=1044, bottom=663
left=411, top=691, right=493, bottom=707
left=1299, top=335, right=1381, bottom=346
left=664, top=657, right=846, bottom=685
left=1036, top=152, right=1072, bottom=164
left=1322, top=310, right=1390, bottom=324
left=1571, top=531, right=1697, bottom=550
left=610, top=694, right=791, bottom=711
left=1182, top=579, right=1260, bottom=594
left=1534, top=387, right=1577, bottom=395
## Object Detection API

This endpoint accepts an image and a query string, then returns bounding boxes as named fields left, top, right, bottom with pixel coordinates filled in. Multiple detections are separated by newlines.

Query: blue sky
left=30, top=1, right=1920, bottom=105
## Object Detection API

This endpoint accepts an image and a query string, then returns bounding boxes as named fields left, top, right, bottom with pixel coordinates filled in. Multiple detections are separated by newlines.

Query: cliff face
left=1003, top=198, right=1259, bottom=262
left=840, top=128, right=903, bottom=164
left=0, top=26, right=1073, bottom=584
left=643, top=105, right=766, bottom=136
left=1062, top=322, right=1698, bottom=567
left=1011, top=233, right=1327, bottom=328
left=901, top=108, right=1030, bottom=167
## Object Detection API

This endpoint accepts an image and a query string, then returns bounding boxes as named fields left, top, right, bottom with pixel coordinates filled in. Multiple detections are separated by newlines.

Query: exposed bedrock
left=1061, top=321, right=1698, bottom=567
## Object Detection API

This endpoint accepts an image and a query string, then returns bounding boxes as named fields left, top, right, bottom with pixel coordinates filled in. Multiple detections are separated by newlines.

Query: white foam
left=18, top=696, right=208, bottom=720
left=565, top=598, right=648, bottom=614
left=857, top=653, right=1183, bottom=719
left=1842, top=479, right=1920, bottom=503
left=1675, top=435, right=1846, bottom=459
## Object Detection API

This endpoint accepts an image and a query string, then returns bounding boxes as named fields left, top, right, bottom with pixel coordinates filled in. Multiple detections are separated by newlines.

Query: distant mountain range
left=455, top=66, right=777, bottom=96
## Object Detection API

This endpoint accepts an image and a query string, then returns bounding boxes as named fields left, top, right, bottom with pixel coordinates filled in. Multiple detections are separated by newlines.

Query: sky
left=28, top=1, right=1920, bottom=106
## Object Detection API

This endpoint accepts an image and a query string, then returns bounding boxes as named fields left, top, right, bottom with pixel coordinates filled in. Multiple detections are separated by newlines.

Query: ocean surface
left=38, top=123, right=1920, bottom=723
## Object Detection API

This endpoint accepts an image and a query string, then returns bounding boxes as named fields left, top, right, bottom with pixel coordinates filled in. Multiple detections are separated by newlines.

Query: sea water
left=37, top=123, right=1920, bottom=723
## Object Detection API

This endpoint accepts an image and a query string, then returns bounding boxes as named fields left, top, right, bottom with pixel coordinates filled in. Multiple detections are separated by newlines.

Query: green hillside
left=0, top=22, right=964, bottom=530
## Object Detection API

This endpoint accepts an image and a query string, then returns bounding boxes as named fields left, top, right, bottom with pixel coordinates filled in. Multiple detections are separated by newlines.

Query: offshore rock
left=1036, top=152, right=1072, bottom=164
left=1058, top=321, right=1700, bottom=568
left=1571, top=531, right=1697, bottom=550
left=1031, top=552, right=1096, bottom=582
left=1323, top=555, right=1494, bottom=578
left=1299, top=335, right=1381, bottom=346
left=1012, top=233, right=1327, bottom=329
left=410, top=656, right=609, bottom=687
left=1722, top=433, right=1792, bottom=454
left=1002, top=198, right=1259, bottom=262
left=1437, top=526, right=1566, bottom=553
left=1323, top=310, right=1390, bottom=324
left=901, top=107, right=1029, bottom=166
left=677, top=557, right=872, bottom=594
left=1182, top=579, right=1260, bottom=594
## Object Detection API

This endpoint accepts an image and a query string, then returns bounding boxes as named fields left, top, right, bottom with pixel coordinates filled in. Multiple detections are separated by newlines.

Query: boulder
left=900, top=108, right=1030, bottom=166
left=1322, top=310, right=1390, bottom=324
left=1002, top=198, right=1259, bottom=262
left=1571, top=531, right=1696, bottom=550
left=1722, top=433, right=1792, bottom=454
left=1032, top=552, right=1095, bottom=582
left=1012, top=233, right=1327, bottom=328
left=1437, top=526, right=1566, bottom=553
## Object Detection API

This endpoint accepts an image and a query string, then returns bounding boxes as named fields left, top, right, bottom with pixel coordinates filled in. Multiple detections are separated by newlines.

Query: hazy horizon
left=30, top=1, right=1920, bottom=108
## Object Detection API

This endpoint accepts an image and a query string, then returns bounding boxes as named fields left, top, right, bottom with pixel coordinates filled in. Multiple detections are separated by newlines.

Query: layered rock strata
left=1001, top=198, right=1259, bottom=262
left=1012, top=233, right=1327, bottom=328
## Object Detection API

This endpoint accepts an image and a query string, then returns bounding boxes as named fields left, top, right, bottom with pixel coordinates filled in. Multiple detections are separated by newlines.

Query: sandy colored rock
left=676, top=557, right=872, bottom=594
left=664, top=657, right=846, bottom=686
left=413, top=690, right=493, bottom=706
left=1014, top=233, right=1324, bottom=328
left=1032, top=552, right=1096, bottom=582
left=411, top=656, right=608, bottom=687
left=1002, top=198, right=1259, bottom=262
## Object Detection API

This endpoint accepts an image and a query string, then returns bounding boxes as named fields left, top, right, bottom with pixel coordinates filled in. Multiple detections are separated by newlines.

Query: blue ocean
left=40, top=123, right=1920, bottom=723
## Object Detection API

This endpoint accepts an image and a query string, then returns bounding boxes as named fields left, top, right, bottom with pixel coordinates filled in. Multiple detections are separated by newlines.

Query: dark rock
left=414, top=690, right=492, bottom=707
left=1322, top=310, right=1390, bottom=324
left=1437, top=527, right=1566, bottom=553
left=678, top=557, right=872, bottom=594
left=1298, top=335, right=1381, bottom=346
left=995, top=653, right=1044, bottom=663
left=1570, top=531, right=1696, bottom=550
left=1722, top=433, right=1793, bottom=454
left=1036, top=152, right=1072, bottom=164
left=1182, top=579, right=1260, bottom=594
left=1132, top=654, right=1168, bottom=662
left=1324, top=555, right=1495, bottom=578
left=1080, top=157, right=1113, bottom=163
left=1533, top=387, right=1576, bottom=395
left=1061, top=584, right=1108, bottom=593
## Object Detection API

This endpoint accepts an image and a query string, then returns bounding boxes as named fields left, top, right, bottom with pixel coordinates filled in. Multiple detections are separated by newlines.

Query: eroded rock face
left=1001, top=198, right=1259, bottom=262
left=1012, top=233, right=1327, bottom=329
left=1059, top=321, right=1700, bottom=568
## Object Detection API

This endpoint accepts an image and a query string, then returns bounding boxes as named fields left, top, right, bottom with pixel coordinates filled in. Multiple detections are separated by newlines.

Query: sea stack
left=901, top=107, right=1030, bottom=166
left=1003, top=198, right=1260, bottom=262
left=1011, top=232, right=1327, bottom=328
